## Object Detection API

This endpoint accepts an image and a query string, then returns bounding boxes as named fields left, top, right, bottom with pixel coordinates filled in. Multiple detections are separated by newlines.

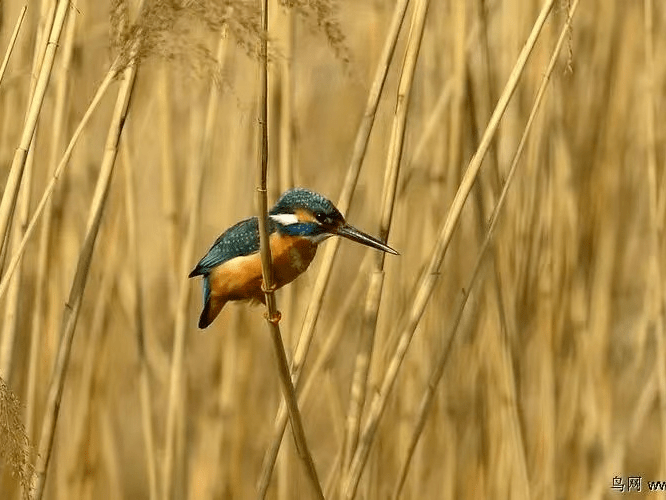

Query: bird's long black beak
left=335, top=224, right=399, bottom=255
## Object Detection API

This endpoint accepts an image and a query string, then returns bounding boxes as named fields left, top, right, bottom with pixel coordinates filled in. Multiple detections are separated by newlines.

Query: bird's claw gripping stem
left=263, top=310, right=282, bottom=324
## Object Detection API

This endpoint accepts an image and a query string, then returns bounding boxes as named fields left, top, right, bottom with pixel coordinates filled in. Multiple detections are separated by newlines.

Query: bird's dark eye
left=314, top=211, right=328, bottom=224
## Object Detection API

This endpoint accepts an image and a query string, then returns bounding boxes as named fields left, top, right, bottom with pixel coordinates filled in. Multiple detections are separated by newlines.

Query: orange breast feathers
left=208, top=233, right=318, bottom=304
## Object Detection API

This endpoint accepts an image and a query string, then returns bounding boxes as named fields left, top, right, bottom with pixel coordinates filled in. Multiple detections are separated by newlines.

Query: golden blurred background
left=0, top=0, right=665, bottom=498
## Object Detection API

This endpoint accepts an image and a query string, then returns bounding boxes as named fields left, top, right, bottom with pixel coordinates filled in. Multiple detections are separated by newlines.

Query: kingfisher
left=189, top=187, right=398, bottom=329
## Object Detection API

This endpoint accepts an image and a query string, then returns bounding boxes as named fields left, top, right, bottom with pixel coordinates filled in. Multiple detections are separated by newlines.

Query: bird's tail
left=198, top=295, right=227, bottom=329
left=198, top=276, right=227, bottom=329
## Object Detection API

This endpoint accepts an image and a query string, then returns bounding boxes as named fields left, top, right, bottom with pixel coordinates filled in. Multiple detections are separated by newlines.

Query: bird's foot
left=261, top=281, right=278, bottom=294
left=260, top=282, right=281, bottom=323
left=264, top=310, right=282, bottom=324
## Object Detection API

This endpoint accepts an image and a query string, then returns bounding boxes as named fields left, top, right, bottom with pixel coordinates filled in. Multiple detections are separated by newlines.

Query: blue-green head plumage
left=268, top=188, right=344, bottom=238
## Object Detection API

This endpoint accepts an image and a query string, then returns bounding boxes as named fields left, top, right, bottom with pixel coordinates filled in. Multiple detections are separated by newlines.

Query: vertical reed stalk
left=274, top=4, right=295, bottom=497
left=0, top=150, right=32, bottom=380
left=0, top=0, right=69, bottom=252
left=1, top=0, right=62, bottom=381
left=32, top=29, right=141, bottom=500
left=24, top=0, right=78, bottom=447
left=255, top=1, right=323, bottom=498
left=0, top=5, right=27, bottom=87
left=256, top=1, right=411, bottom=490
left=0, top=63, right=118, bottom=300
left=342, top=0, right=429, bottom=480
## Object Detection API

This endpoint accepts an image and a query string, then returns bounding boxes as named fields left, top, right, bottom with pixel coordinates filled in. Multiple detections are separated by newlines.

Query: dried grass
left=0, top=0, right=664, bottom=499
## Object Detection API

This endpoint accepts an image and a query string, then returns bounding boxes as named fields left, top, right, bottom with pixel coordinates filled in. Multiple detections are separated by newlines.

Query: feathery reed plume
left=110, top=0, right=346, bottom=79
left=279, top=0, right=349, bottom=65
left=0, top=377, right=33, bottom=499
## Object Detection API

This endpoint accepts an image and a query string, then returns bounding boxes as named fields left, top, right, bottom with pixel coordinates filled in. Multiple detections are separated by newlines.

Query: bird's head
left=269, top=188, right=398, bottom=255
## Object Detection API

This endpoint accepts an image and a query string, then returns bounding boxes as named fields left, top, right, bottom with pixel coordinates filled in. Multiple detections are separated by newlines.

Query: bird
left=189, top=187, right=398, bottom=329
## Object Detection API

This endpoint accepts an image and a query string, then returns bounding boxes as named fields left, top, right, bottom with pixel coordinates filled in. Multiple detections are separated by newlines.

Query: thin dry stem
left=255, top=1, right=323, bottom=498
left=342, top=0, right=428, bottom=480
left=0, top=0, right=69, bottom=254
left=67, top=214, right=121, bottom=497
left=32, top=41, right=140, bottom=500
left=256, top=1, right=411, bottom=490
left=258, top=253, right=370, bottom=496
left=0, top=5, right=27, bottom=87
left=121, top=137, right=159, bottom=500
left=1, top=0, right=60, bottom=385
left=392, top=1, right=580, bottom=494
left=161, top=32, right=228, bottom=500
left=0, top=154, right=31, bottom=380
left=0, top=62, right=118, bottom=300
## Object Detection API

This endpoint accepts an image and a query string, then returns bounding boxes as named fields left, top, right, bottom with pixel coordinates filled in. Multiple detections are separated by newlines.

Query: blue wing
left=201, top=277, right=211, bottom=308
left=189, top=217, right=261, bottom=277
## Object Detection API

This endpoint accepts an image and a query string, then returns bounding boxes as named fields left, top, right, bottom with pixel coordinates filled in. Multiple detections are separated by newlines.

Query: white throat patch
left=270, top=213, right=300, bottom=225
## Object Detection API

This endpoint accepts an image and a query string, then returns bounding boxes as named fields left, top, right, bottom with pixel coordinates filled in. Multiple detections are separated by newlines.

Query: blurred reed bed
left=0, top=0, right=664, bottom=499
